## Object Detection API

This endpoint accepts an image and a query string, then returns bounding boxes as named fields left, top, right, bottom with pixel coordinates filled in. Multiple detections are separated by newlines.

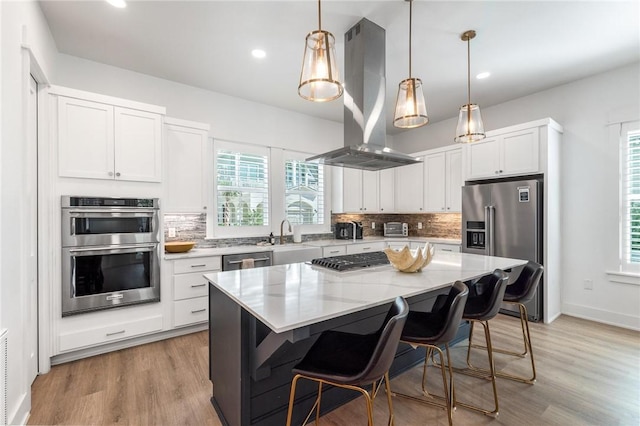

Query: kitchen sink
left=272, top=245, right=322, bottom=265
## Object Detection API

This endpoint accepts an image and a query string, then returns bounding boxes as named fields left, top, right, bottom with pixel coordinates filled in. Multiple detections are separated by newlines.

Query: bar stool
left=392, top=281, right=469, bottom=426
left=285, top=297, right=409, bottom=426
left=456, top=269, right=509, bottom=417
left=470, top=261, right=543, bottom=384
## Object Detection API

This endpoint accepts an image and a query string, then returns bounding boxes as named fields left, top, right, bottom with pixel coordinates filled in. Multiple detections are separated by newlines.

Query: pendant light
left=298, top=0, right=343, bottom=102
left=393, top=0, right=428, bottom=129
left=454, top=30, right=485, bottom=143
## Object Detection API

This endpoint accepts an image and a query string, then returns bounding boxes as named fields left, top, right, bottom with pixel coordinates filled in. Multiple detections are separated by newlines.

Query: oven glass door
left=62, top=244, right=160, bottom=315
left=62, top=209, right=158, bottom=246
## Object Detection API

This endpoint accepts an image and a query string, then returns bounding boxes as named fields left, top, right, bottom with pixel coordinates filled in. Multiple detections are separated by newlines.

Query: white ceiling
left=39, top=0, right=640, bottom=134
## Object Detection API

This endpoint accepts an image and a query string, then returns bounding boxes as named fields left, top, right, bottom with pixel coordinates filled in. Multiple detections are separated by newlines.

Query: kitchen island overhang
left=206, top=252, right=527, bottom=426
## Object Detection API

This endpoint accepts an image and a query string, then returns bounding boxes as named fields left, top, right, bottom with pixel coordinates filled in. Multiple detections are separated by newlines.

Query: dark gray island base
left=208, top=284, right=469, bottom=426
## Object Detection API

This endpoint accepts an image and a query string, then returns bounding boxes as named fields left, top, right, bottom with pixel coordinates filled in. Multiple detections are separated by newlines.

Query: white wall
left=1, top=1, right=58, bottom=424
left=54, top=54, right=343, bottom=154
left=393, top=62, right=640, bottom=330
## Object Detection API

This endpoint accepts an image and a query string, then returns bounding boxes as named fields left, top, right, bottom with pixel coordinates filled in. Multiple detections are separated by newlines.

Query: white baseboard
left=50, top=323, right=208, bottom=365
left=562, top=303, right=640, bottom=331
left=9, top=391, right=30, bottom=426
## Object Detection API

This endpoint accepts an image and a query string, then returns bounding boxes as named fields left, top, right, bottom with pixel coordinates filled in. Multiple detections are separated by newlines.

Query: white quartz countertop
left=205, top=252, right=525, bottom=334
left=164, top=237, right=461, bottom=260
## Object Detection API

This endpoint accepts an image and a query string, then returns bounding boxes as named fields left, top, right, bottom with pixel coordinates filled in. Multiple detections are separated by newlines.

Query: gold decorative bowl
left=164, top=241, right=196, bottom=253
left=384, top=243, right=435, bottom=273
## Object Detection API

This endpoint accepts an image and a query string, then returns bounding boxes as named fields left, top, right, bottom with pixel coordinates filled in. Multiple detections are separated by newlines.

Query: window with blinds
left=621, top=121, right=640, bottom=270
left=215, top=146, right=269, bottom=227
left=284, top=158, right=324, bottom=225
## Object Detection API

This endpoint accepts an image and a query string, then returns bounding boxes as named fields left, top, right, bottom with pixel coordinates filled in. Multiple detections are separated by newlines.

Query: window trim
left=209, top=139, right=271, bottom=238
left=282, top=150, right=328, bottom=233
left=619, top=120, right=640, bottom=273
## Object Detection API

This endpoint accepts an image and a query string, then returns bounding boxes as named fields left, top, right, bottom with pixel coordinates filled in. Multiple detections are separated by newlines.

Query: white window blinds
left=621, top=121, right=640, bottom=270
left=215, top=142, right=269, bottom=228
left=284, top=157, right=324, bottom=225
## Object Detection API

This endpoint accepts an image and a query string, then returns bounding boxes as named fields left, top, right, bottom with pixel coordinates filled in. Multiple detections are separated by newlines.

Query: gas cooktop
left=311, top=251, right=390, bottom=272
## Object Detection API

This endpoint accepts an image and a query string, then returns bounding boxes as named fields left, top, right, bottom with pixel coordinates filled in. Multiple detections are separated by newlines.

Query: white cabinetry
left=346, top=241, right=386, bottom=254
left=164, top=118, right=211, bottom=213
left=379, top=169, right=395, bottom=212
left=59, top=316, right=163, bottom=352
left=424, top=147, right=462, bottom=212
left=466, top=127, right=539, bottom=180
left=322, top=246, right=346, bottom=257
left=56, top=89, right=164, bottom=182
left=171, top=256, right=221, bottom=328
left=394, top=161, right=424, bottom=212
left=432, top=243, right=461, bottom=253
left=341, top=169, right=378, bottom=213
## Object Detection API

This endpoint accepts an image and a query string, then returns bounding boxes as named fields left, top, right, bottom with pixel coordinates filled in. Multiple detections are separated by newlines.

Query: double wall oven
left=61, top=196, right=160, bottom=316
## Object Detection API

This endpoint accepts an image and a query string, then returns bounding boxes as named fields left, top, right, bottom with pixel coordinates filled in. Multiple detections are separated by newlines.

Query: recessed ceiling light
left=476, top=71, right=491, bottom=80
left=106, top=0, right=127, bottom=8
left=251, top=49, right=266, bottom=59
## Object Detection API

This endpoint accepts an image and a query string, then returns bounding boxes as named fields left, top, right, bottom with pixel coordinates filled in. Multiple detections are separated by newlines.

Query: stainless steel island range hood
left=306, top=18, right=421, bottom=171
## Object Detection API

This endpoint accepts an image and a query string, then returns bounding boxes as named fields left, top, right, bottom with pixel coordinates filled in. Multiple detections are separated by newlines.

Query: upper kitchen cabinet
left=465, top=126, right=539, bottom=180
left=164, top=118, right=211, bottom=213
left=55, top=86, right=165, bottom=182
left=424, top=147, right=462, bottom=213
left=378, top=168, right=395, bottom=212
left=394, top=159, right=424, bottom=213
left=340, top=168, right=379, bottom=213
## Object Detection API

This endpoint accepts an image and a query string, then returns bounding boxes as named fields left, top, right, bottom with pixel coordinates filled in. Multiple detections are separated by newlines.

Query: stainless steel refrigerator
left=462, top=177, right=543, bottom=321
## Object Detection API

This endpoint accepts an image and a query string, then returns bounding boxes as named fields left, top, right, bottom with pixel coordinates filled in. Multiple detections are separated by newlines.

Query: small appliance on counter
left=334, top=222, right=363, bottom=240
left=384, top=222, right=408, bottom=237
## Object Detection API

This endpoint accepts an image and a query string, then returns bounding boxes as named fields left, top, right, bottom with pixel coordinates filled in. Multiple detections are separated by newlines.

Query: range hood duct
left=307, top=18, right=421, bottom=171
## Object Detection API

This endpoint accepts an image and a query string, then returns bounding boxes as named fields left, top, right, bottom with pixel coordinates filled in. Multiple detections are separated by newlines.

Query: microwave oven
left=334, top=222, right=363, bottom=240
left=384, top=222, right=408, bottom=237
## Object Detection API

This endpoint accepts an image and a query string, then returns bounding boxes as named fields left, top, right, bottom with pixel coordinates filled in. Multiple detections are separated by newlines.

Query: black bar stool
left=456, top=269, right=509, bottom=417
left=391, top=281, right=469, bottom=426
left=470, top=261, right=544, bottom=384
left=285, top=297, right=409, bottom=426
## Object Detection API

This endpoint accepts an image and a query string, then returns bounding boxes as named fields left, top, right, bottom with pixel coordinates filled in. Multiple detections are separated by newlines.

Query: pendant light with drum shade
left=298, top=0, right=343, bottom=102
left=454, top=30, right=486, bottom=143
left=393, top=0, right=428, bottom=129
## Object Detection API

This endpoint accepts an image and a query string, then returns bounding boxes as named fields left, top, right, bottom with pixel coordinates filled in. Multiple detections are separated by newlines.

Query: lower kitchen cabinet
left=346, top=241, right=386, bottom=254
left=58, top=315, right=163, bottom=352
left=322, top=245, right=346, bottom=257
left=170, top=256, right=221, bottom=328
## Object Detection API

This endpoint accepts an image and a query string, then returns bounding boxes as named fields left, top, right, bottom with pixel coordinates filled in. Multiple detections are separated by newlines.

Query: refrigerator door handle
left=484, top=205, right=490, bottom=255
left=487, top=205, right=496, bottom=256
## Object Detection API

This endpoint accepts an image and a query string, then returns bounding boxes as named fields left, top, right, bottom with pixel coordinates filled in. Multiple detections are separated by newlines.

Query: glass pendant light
left=455, top=30, right=485, bottom=143
left=298, top=0, right=343, bottom=102
left=394, top=0, right=428, bottom=129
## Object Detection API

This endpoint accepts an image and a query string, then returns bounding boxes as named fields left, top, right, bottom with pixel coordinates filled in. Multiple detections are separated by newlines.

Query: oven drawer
left=59, top=315, right=163, bottom=352
left=174, top=272, right=209, bottom=300
left=174, top=256, right=221, bottom=274
left=174, top=297, right=208, bottom=327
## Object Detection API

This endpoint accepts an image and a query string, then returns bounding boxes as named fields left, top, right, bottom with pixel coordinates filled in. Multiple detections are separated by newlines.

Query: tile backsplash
left=164, top=212, right=461, bottom=248
left=331, top=213, right=461, bottom=239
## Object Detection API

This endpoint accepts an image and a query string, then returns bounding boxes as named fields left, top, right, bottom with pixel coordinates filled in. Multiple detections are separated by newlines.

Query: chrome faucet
left=280, top=219, right=292, bottom=245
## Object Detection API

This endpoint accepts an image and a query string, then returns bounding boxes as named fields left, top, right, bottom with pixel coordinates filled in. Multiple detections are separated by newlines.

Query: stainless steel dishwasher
left=222, top=251, right=273, bottom=271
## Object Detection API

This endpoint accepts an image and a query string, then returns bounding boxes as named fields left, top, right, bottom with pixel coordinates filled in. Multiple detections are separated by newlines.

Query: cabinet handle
left=203, top=206, right=207, bottom=210
left=328, top=250, right=340, bottom=254
left=441, top=248, right=453, bottom=252
left=190, top=264, right=207, bottom=268
left=362, top=247, right=371, bottom=250
left=380, top=208, right=384, bottom=211
left=106, top=330, right=126, bottom=337
left=499, top=170, right=503, bottom=173
left=191, top=309, right=206, bottom=314
left=495, top=171, right=499, bottom=174
left=115, top=172, right=121, bottom=177
left=447, top=207, right=450, bottom=210
left=190, top=284, right=206, bottom=288
left=108, top=171, right=114, bottom=177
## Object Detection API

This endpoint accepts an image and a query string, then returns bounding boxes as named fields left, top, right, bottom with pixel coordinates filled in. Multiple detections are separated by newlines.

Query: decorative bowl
left=164, top=241, right=196, bottom=253
left=384, top=243, right=435, bottom=273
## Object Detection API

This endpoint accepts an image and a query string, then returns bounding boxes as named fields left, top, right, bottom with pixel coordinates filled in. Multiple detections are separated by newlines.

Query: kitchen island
left=205, top=252, right=526, bottom=426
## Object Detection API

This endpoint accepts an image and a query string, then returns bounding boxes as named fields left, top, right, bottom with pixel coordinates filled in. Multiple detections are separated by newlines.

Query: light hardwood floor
left=29, top=314, right=639, bottom=425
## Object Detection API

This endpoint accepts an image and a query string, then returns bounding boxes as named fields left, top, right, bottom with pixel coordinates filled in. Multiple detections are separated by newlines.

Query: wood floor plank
left=29, top=314, right=639, bottom=425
